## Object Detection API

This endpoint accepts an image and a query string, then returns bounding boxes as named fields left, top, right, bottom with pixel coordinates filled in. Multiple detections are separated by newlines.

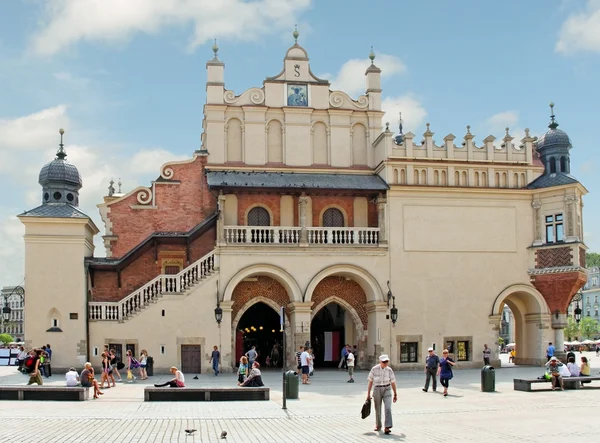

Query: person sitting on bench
left=545, top=357, right=564, bottom=391
left=238, top=362, right=264, bottom=387
left=580, top=356, right=591, bottom=386
left=154, top=366, right=185, bottom=388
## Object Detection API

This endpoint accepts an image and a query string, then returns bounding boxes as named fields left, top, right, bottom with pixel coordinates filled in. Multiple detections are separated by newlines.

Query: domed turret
left=38, top=129, right=82, bottom=206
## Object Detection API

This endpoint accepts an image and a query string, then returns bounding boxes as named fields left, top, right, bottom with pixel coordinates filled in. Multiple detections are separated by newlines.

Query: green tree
left=579, top=317, right=600, bottom=339
left=498, top=337, right=505, bottom=347
left=0, top=333, right=14, bottom=345
left=586, top=252, right=600, bottom=268
left=564, top=317, right=580, bottom=341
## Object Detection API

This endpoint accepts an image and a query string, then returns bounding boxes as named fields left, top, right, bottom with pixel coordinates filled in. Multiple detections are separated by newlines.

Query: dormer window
left=545, top=214, right=564, bottom=243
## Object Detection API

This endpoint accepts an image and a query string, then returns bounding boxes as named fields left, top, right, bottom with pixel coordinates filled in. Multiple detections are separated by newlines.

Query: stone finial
left=466, top=125, right=471, bottom=134
left=212, top=39, right=219, bottom=57
left=108, top=179, right=115, bottom=197
left=369, top=46, right=375, bottom=65
left=525, top=128, right=530, bottom=137
left=424, top=122, right=432, bottom=136
left=385, top=122, right=390, bottom=132
left=118, top=178, right=122, bottom=194
left=293, top=25, right=299, bottom=43
left=505, top=127, right=510, bottom=136
left=549, top=101, right=559, bottom=129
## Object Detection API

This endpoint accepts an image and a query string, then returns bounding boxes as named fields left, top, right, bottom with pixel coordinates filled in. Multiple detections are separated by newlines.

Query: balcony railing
left=223, top=226, right=380, bottom=246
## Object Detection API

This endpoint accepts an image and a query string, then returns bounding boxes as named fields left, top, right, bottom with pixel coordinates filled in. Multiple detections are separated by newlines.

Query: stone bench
left=144, top=387, right=270, bottom=402
left=0, top=385, right=89, bottom=401
left=514, top=377, right=600, bottom=392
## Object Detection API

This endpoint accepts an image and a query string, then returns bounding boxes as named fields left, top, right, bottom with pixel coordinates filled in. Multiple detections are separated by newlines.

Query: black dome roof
left=38, top=158, right=82, bottom=188
left=536, top=127, right=571, bottom=151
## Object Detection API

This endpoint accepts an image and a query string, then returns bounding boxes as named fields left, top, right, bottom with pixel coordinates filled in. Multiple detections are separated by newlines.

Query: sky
left=0, top=0, right=599, bottom=287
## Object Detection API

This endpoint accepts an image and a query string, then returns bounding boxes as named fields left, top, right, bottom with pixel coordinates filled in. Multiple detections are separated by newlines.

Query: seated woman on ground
left=81, top=362, right=103, bottom=399
left=154, top=366, right=185, bottom=388
left=239, top=362, right=264, bottom=387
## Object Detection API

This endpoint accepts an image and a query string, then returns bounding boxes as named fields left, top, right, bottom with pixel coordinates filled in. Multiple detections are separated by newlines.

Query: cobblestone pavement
left=1, top=354, right=600, bottom=442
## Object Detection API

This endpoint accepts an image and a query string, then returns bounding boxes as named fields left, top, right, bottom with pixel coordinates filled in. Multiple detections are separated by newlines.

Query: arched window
left=247, top=207, right=270, bottom=226
left=560, top=156, right=567, bottom=173
left=322, top=208, right=345, bottom=227
left=550, top=157, right=556, bottom=174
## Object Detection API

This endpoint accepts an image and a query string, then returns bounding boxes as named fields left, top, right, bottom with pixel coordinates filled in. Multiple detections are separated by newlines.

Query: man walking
left=483, top=344, right=491, bottom=366
left=366, top=355, right=397, bottom=435
left=423, top=347, right=439, bottom=392
left=300, top=346, right=312, bottom=384
left=546, top=342, right=555, bottom=362
left=346, top=345, right=355, bottom=383
left=210, top=345, right=220, bottom=376
left=338, top=345, right=348, bottom=369
left=245, top=346, right=257, bottom=370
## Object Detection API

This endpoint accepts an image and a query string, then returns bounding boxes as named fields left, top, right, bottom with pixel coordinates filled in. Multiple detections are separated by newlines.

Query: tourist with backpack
left=25, top=349, right=43, bottom=385
left=126, top=349, right=138, bottom=382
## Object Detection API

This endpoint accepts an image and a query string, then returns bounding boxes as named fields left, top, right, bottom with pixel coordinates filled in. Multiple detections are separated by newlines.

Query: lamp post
left=387, top=281, right=398, bottom=325
left=214, top=281, right=222, bottom=326
left=2, top=286, right=24, bottom=334
left=572, top=291, right=583, bottom=324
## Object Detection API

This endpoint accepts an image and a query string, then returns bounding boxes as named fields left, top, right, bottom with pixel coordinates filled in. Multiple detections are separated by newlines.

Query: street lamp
left=387, top=281, right=398, bottom=325
left=2, top=285, right=24, bottom=333
left=214, top=281, right=222, bottom=325
left=573, top=291, right=583, bottom=324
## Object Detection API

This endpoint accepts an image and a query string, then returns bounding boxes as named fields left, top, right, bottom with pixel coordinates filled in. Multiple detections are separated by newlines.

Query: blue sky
left=0, top=0, right=599, bottom=285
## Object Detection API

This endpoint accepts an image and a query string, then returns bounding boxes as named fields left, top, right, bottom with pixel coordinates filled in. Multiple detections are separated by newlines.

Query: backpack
left=23, top=356, right=36, bottom=373
left=131, top=357, right=140, bottom=369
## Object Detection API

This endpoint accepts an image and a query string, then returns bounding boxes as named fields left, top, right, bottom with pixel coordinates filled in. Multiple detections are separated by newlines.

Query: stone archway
left=490, top=284, right=551, bottom=366
left=304, top=264, right=384, bottom=303
left=223, top=264, right=302, bottom=303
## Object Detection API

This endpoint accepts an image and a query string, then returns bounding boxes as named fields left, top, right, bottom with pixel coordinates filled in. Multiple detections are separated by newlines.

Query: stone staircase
left=88, top=250, right=218, bottom=322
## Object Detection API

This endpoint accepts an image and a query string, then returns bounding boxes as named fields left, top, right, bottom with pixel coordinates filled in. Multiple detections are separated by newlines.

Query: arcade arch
left=490, top=284, right=551, bottom=366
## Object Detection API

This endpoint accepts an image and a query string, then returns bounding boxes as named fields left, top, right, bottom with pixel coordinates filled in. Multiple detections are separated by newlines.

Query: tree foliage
left=579, top=317, right=600, bottom=339
left=564, top=317, right=580, bottom=341
left=0, top=333, right=14, bottom=345
left=586, top=252, right=600, bottom=268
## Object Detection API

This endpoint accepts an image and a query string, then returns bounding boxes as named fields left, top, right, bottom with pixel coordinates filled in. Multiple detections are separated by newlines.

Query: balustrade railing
left=88, top=250, right=217, bottom=321
left=223, top=226, right=380, bottom=246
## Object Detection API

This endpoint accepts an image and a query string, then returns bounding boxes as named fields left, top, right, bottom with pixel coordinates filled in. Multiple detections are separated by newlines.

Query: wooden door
left=181, top=345, right=201, bottom=374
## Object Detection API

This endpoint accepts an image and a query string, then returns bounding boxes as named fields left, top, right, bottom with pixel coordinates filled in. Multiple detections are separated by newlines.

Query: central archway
left=236, top=302, right=283, bottom=367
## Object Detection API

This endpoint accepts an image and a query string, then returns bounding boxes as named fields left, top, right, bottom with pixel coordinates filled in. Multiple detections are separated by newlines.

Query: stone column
left=287, top=302, right=313, bottom=368
left=376, top=193, right=387, bottom=245
left=217, top=191, right=226, bottom=246
left=551, top=313, right=567, bottom=362
left=298, top=193, right=309, bottom=246
left=488, top=314, right=502, bottom=367
left=366, top=301, right=389, bottom=368
left=532, top=200, right=542, bottom=246
left=219, top=301, right=233, bottom=372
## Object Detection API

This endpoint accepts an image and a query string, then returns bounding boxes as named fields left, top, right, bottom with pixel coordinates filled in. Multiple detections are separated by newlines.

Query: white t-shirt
left=176, top=370, right=185, bottom=385
left=300, top=351, right=311, bottom=366
left=65, top=370, right=79, bottom=387
left=567, top=362, right=580, bottom=377
left=346, top=352, right=355, bottom=367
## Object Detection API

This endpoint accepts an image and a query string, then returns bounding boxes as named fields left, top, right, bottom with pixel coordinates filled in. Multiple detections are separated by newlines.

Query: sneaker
left=422, top=388, right=427, bottom=392
left=350, top=379, right=354, bottom=383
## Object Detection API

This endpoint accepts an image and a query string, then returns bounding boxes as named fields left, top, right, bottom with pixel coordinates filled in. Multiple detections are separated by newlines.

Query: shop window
left=457, top=341, right=470, bottom=361
left=400, top=342, right=418, bottom=363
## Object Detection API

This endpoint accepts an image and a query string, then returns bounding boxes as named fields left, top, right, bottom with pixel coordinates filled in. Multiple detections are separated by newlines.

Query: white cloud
left=326, top=54, right=406, bottom=97
left=31, top=0, right=311, bottom=55
left=381, top=95, right=427, bottom=133
left=0, top=106, right=191, bottom=285
left=485, top=111, right=519, bottom=133
left=556, top=0, right=600, bottom=53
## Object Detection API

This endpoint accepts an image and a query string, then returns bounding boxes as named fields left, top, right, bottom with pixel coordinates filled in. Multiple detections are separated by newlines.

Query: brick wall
left=311, top=276, right=368, bottom=328
left=236, top=194, right=282, bottom=226
left=231, top=276, right=290, bottom=321
left=311, top=195, right=355, bottom=227
left=91, top=227, right=216, bottom=302
left=531, top=270, right=588, bottom=312
left=106, top=156, right=217, bottom=258
left=535, top=247, right=572, bottom=268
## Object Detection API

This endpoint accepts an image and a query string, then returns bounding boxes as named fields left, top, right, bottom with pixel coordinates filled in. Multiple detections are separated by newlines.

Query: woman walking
left=100, top=352, right=111, bottom=389
left=437, top=349, right=455, bottom=397
left=110, top=349, right=123, bottom=382
left=126, top=350, right=137, bottom=382
left=139, top=350, right=148, bottom=380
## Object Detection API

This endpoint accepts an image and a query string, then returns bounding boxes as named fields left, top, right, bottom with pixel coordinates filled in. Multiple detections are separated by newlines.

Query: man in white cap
left=423, top=347, right=439, bottom=392
left=366, top=354, right=397, bottom=434
left=544, top=356, right=565, bottom=390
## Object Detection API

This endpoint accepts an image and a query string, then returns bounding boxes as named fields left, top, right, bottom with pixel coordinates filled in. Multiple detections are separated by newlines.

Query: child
left=238, top=356, right=248, bottom=384
left=309, top=348, right=315, bottom=377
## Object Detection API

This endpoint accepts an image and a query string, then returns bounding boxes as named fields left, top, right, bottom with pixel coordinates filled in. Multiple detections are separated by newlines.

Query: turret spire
left=56, top=128, right=67, bottom=160
left=369, top=46, right=375, bottom=65
left=549, top=102, right=559, bottom=130
left=212, top=39, right=219, bottom=58
left=293, top=25, right=299, bottom=43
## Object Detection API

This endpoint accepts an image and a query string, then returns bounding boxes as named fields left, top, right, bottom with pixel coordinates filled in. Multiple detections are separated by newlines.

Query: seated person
left=545, top=357, right=565, bottom=391
left=65, top=367, right=80, bottom=387
left=567, top=357, right=580, bottom=377
left=154, top=366, right=185, bottom=388
left=580, top=356, right=591, bottom=386
left=239, top=362, right=264, bottom=387
left=81, top=362, right=103, bottom=399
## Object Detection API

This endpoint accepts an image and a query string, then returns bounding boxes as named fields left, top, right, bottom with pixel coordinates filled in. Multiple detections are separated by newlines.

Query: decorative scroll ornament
left=329, top=91, right=369, bottom=109
left=223, top=88, right=265, bottom=105
left=137, top=187, right=153, bottom=205
left=160, top=166, right=174, bottom=180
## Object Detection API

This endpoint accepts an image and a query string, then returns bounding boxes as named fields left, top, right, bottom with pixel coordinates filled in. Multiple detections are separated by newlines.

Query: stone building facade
left=19, top=35, right=589, bottom=372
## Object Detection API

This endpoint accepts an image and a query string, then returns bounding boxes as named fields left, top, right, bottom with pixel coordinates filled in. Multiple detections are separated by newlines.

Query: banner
left=324, top=332, right=332, bottom=361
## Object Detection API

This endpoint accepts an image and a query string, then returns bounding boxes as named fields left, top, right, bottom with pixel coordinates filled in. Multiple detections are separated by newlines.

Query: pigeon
left=184, top=429, right=197, bottom=435
left=220, top=431, right=227, bottom=439
left=193, top=375, right=199, bottom=380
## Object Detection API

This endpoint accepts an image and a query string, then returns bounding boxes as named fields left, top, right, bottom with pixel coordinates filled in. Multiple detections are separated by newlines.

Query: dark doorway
left=311, top=303, right=346, bottom=368
left=108, top=343, right=123, bottom=363
left=181, top=345, right=202, bottom=374
left=237, top=302, right=282, bottom=368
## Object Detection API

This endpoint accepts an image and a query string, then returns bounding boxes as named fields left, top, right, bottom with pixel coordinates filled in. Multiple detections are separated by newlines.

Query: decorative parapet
left=329, top=90, right=369, bottom=110
left=223, top=87, right=265, bottom=106
left=390, top=124, right=535, bottom=165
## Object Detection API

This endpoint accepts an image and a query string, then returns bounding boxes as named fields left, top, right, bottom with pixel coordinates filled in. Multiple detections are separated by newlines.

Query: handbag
left=127, top=370, right=133, bottom=380
left=360, top=399, right=371, bottom=419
